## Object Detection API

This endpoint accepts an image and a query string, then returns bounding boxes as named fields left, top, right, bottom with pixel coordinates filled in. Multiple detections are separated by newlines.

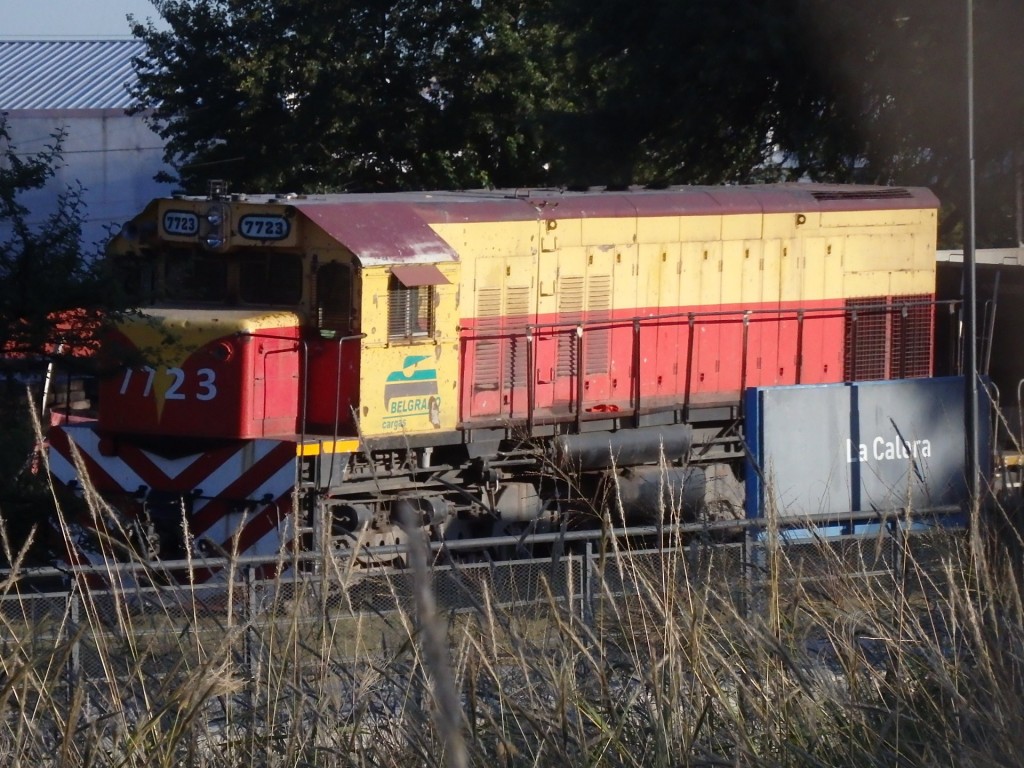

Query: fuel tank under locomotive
left=544, top=423, right=744, bottom=524
left=319, top=422, right=744, bottom=557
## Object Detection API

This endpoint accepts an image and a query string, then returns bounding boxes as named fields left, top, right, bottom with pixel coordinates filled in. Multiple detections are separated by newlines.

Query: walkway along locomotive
left=47, top=184, right=940, bottom=573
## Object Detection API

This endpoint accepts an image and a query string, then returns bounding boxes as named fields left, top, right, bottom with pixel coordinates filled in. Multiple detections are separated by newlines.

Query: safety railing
left=459, top=298, right=957, bottom=434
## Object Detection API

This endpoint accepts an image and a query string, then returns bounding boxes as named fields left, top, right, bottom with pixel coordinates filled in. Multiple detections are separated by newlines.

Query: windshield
left=239, top=252, right=303, bottom=304
left=114, top=249, right=303, bottom=307
left=165, top=251, right=229, bottom=302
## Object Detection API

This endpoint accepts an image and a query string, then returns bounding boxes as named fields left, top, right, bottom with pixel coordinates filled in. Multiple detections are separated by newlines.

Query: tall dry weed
left=2, top=413, right=1023, bottom=765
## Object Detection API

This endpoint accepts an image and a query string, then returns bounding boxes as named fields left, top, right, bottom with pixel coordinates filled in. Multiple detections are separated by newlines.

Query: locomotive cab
left=102, top=199, right=313, bottom=441
left=100, top=194, right=463, bottom=447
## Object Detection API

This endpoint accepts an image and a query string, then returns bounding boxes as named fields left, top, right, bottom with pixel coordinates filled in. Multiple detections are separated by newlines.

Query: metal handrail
left=460, top=299, right=953, bottom=430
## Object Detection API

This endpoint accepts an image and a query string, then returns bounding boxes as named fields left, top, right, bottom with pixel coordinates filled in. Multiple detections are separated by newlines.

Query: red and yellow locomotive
left=48, top=184, right=939, bottom=569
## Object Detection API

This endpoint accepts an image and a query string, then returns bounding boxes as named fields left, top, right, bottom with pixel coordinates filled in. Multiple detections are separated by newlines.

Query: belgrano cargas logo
left=383, top=356, right=441, bottom=429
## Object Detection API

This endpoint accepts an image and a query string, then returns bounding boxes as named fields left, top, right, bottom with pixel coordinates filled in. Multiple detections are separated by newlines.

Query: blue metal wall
left=745, top=377, right=989, bottom=520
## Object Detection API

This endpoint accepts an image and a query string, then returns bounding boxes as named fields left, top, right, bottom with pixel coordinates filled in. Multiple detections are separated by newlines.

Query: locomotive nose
left=98, top=308, right=303, bottom=440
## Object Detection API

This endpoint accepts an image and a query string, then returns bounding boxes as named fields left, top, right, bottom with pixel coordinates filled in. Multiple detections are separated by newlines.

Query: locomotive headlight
left=205, top=204, right=226, bottom=226
left=203, top=204, right=227, bottom=250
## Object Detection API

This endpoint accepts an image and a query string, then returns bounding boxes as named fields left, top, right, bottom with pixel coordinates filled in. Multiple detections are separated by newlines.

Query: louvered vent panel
left=812, top=188, right=912, bottom=201
left=586, top=275, right=612, bottom=375
left=388, top=282, right=432, bottom=338
left=474, top=287, right=503, bottom=389
left=506, top=286, right=531, bottom=388
left=388, top=287, right=410, bottom=337
left=557, top=276, right=585, bottom=378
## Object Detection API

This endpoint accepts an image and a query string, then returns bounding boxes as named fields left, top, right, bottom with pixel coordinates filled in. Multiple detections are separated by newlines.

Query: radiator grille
left=844, top=295, right=932, bottom=381
left=890, top=295, right=933, bottom=378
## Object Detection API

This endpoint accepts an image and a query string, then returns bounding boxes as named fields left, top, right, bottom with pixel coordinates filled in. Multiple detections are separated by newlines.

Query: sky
left=1, top=0, right=165, bottom=39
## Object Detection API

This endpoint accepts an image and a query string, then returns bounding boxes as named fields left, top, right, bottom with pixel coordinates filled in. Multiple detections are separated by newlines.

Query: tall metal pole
left=965, top=0, right=980, bottom=512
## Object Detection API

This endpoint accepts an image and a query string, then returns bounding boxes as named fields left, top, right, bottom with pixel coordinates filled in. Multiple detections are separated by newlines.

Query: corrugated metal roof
left=0, top=40, right=145, bottom=110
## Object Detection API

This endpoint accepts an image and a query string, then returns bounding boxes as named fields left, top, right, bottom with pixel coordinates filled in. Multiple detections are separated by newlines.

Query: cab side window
left=316, top=261, right=353, bottom=334
left=388, top=276, right=432, bottom=339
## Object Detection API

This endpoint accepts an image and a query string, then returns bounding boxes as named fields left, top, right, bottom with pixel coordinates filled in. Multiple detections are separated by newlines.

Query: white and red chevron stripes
left=49, top=425, right=300, bottom=574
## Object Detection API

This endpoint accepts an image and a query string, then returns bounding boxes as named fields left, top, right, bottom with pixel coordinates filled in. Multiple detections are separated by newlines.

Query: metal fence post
left=66, top=587, right=80, bottom=708
left=744, top=525, right=758, bottom=623
left=582, top=540, right=593, bottom=628
left=246, top=565, right=257, bottom=715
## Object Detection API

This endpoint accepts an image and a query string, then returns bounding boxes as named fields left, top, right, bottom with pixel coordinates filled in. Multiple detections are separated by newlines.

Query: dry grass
left=0, top=422, right=1022, bottom=766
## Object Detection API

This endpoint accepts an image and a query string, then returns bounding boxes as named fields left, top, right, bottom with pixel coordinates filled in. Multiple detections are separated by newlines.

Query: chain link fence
left=0, top=511, right=967, bottom=750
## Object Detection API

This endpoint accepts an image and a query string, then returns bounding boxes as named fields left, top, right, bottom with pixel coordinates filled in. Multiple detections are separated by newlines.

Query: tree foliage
left=0, top=113, right=126, bottom=552
left=792, top=0, right=1024, bottom=245
left=0, top=115, right=110, bottom=361
left=130, top=0, right=569, bottom=192
left=131, top=0, right=1024, bottom=246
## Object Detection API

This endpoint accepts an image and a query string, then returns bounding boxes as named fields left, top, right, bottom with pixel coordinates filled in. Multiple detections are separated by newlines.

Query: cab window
left=388, top=276, right=433, bottom=339
left=164, top=251, right=229, bottom=303
left=239, top=252, right=303, bottom=305
left=316, top=261, right=353, bottom=333
left=110, top=252, right=157, bottom=305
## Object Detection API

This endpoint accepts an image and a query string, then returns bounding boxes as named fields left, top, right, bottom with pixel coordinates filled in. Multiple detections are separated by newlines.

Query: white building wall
left=6, top=109, right=172, bottom=251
